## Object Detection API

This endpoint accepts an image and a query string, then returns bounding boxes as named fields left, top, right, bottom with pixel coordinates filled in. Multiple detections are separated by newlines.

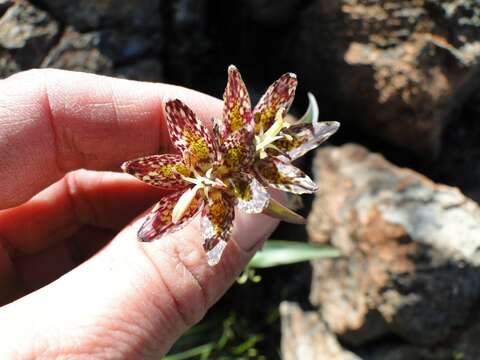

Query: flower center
left=181, top=167, right=226, bottom=189
left=255, top=107, right=292, bottom=159
left=171, top=168, right=227, bottom=223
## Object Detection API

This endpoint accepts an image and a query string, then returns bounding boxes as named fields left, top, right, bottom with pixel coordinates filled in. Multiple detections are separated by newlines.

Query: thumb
left=0, top=209, right=278, bottom=359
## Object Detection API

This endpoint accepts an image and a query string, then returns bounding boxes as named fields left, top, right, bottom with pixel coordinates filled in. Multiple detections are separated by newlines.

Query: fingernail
left=233, top=190, right=286, bottom=252
left=233, top=212, right=278, bottom=252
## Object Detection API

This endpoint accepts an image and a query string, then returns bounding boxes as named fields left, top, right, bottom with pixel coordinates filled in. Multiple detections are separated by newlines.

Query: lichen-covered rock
left=0, top=0, right=59, bottom=77
left=280, top=302, right=360, bottom=360
left=40, top=0, right=161, bottom=32
left=307, top=144, right=480, bottom=351
left=293, top=0, right=480, bottom=158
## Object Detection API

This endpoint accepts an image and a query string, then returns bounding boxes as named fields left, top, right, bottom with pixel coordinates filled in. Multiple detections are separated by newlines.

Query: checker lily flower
left=122, top=65, right=340, bottom=267
left=122, top=97, right=269, bottom=266
left=220, top=66, right=340, bottom=222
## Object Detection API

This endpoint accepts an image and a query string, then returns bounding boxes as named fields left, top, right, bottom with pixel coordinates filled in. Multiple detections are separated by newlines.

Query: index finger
left=0, top=69, right=222, bottom=209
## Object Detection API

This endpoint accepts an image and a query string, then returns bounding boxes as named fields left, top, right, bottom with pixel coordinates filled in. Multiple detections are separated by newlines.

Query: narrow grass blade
left=249, top=240, right=340, bottom=268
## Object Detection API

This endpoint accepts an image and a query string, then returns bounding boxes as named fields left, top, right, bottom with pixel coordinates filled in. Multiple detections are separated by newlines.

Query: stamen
left=255, top=107, right=292, bottom=155
left=263, top=107, right=288, bottom=140
left=172, top=184, right=202, bottom=223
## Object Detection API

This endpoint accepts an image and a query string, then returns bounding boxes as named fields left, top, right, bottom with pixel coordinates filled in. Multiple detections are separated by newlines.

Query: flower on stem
left=121, top=65, right=339, bottom=266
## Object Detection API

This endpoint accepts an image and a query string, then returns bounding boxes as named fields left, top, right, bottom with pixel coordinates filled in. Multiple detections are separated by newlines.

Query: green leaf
left=248, top=240, right=340, bottom=268
left=298, top=92, right=319, bottom=125
left=163, top=343, right=214, bottom=360
left=231, top=334, right=264, bottom=355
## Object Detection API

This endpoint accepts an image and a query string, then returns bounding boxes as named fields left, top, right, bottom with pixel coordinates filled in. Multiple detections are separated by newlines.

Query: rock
left=0, top=0, right=59, bottom=76
left=432, top=90, right=480, bottom=203
left=113, top=58, right=163, bottom=82
left=307, top=144, right=480, bottom=349
left=280, top=301, right=360, bottom=360
left=293, top=0, right=480, bottom=158
left=95, top=30, right=160, bottom=64
left=42, top=28, right=161, bottom=78
left=281, top=300, right=478, bottom=360
left=0, top=51, right=21, bottom=77
left=455, top=323, right=480, bottom=360
left=40, top=0, right=161, bottom=32
left=41, top=28, right=113, bottom=74
left=164, top=0, right=211, bottom=88
left=0, top=0, right=13, bottom=16
left=355, top=343, right=451, bottom=360
left=241, top=0, right=303, bottom=24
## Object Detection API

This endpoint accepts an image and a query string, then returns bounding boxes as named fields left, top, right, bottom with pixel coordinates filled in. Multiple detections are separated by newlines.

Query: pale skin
left=0, top=69, right=280, bottom=359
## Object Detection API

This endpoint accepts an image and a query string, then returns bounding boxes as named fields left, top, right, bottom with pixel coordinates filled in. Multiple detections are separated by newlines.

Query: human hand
left=0, top=69, right=279, bottom=359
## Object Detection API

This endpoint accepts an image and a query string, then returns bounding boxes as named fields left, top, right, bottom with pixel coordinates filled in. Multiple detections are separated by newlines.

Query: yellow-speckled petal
left=221, top=128, right=255, bottom=171
left=273, top=121, right=340, bottom=161
left=138, top=190, right=203, bottom=242
left=121, top=154, right=190, bottom=189
left=254, top=158, right=317, bottom=194
left=253, top=73, right=297, bottom=133
left=223, top=65, right=253, bottom=135
left=201, top=189, right=235, bottom=265
left=165, top=99, right=216, bottom=169
left=230, top=173, right=269, bottom=214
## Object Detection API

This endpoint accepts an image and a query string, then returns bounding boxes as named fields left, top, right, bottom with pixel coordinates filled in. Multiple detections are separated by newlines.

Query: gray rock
left=113, top=58, right=163, bottom=82
left=42, top=28, right=161, bottom=78
left=0, top=0, right=59, bottom=76
left=280, top=302, right=360, bottom=360
left=0, top=0, right=13, bottom=16
left=40, top=0, right=161, bottom=32
left=293, top=0, right=480, bottom=158
left=0, top=51, right=21, bottom=77
left=41, top=28, right=113, bottom=74
left=241, top=0, right=303, bottom=24
left=165, top=0, right=210, bottom=87
left=308, top=144, right=480, bottom=348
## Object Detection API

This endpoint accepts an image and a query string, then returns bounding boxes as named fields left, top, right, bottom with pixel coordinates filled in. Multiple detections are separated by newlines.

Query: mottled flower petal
left=262, top=197, right=306, bottom=224
left=255, top=158, right=318, bottom=194
left=172, top=184, right=202, bottom=223
left=229, top=173, right=269, bottom=214
left=273, top=93, right=339, bottom=160
left=253, top=72, right=297, bottom=133
left=138, top=190, right=203, bottom=242
left=165, top=99, right=216, bottom=169
left=222, top=128, right=255, bottom=171
left=121, top=154, right=190, bottom=189
left=206, top=240, right=227, bottom=267
left=270, top=121, right=339, bottom=161
left=201, top=189, right=235, bottom=265
left=223, top=65, right=253, bottom=135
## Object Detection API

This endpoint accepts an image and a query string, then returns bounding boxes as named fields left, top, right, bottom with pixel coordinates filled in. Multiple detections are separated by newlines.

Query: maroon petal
left=138, top=190, right=203, bottom=242
left=254, top=158, right=317, bottom=194
left=253, top=73, right=297, bottom=133
left=272, top=121, right=340, bottom=161
left=121, top=154, right=190, bottom=190
left=222, top=65, right=253, bottom=136
left=165, top=99, right=216, bottom=169
left=221, top=127, right=255, bottom=171
left=201, top=189, right=235, bottom=266
left=229, top=173, right=269, bottom=214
